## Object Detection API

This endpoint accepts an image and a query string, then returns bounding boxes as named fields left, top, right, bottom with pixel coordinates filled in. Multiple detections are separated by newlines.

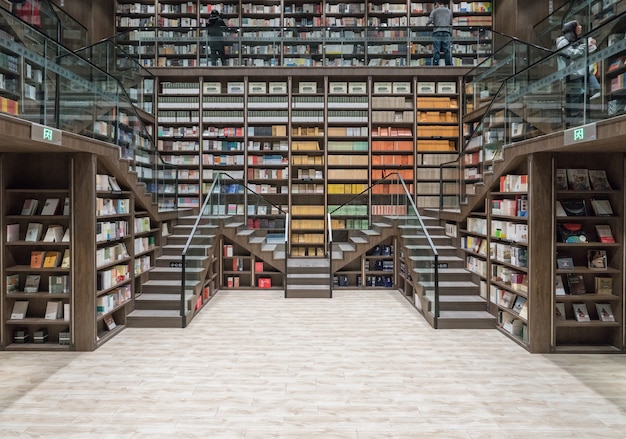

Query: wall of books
left=115, top=0, right=493, bottom=67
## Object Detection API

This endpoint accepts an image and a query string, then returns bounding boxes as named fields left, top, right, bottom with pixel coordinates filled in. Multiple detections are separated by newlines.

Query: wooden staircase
left=399, top=215, right=495, bottom=329
left=127, top=215, right=219, bottom=328
left=285, top=257, right=331, bottom=298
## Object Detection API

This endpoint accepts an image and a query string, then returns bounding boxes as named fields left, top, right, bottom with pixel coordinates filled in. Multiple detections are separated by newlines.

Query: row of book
left=19, top=198, right=69, bottom=216
left=556, top=303, right=616, bottom=322
left=29, top=250, right=70, bottom=269
left=7, top=273, right=69, bottom=294
left=555, top=272, right=612, bottom=296
left=8, top=223, right=69, bottom=243
left=556, top=250, right=610, bottom=271
left=556, top=168, right=612, bottom=191
left=10, top=300, right=68, bottom=321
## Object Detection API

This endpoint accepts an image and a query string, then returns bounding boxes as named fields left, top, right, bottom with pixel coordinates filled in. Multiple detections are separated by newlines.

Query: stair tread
left=350, top=237, right=368, bottom=243
left=438, top=311, right=494, bottom=319
left=438, top=295, right=487, bottom=303
left=135, top=293, right=181, bottom=301
left=335, top=243, right=355, bottom=251
left=150, top=266, right=204, bottom=272
left=237, top=229, right=255, bottom=236
left=127, top=309, right=181, bottom=318
left=143, top=280, right=199, bottom=286
left=409, top=255, right=462, bottom=261
left=372, top=222, right=392, bottom=228
left=225, top=222, right=244, bottom=228
left=286, top=285, right=331, bottom=290
left=361, top=230, right=380, bottom=236
left=249, top=237, right=265, bottom=244
left=414, top=267, right=470, bottom=274
left=421, top=280, right=478, bottom=288
left=287, top=273, right=329, bottom=278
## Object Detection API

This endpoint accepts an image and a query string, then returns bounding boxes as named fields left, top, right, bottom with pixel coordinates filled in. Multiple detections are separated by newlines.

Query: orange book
left=30, top=250, right=45, bottom=268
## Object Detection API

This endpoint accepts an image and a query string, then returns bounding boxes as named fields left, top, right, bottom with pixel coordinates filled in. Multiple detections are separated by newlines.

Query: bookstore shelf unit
left=114, top=1, right=493, bottom=68
left=551, top=154, right=624, bottom=353
left=1, top=153, right=162, bottom=351
left=221, top=238, right=283, bottom=289
left=333, top=239, right=396, bottom=289
left=2, top=155, right=72, bottom=350
left=460, top=209, right=488, bottom=300
left=95, top=186, right=133, bottom=346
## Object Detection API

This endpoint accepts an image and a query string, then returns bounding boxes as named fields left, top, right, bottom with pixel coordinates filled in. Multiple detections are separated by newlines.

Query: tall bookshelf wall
left=115, top=0, right=493, bottom=67
left=154, top=74, right=462, bottom=254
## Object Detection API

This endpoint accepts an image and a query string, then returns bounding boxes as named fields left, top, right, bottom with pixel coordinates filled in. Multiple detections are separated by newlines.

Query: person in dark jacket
left=556, top=20, right=598, bottom=123
left=207, top=10, right=227, bottom=66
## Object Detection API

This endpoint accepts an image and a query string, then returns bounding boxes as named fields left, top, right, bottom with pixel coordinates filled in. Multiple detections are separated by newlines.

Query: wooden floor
left=2, top=290, right=626, bottom=438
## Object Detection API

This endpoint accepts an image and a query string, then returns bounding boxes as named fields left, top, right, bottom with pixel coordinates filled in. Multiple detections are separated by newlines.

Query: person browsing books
left=556, top=20, right=599, bottom=124
left=207, top=10, right=228, bottom=66
left=427, top=1, right=453, bottom=66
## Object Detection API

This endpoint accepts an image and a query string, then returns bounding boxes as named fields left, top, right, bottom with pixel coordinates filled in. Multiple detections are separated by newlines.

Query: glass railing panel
left=181, top=172, right=287, bottom=310
left=75, top=40, right=155, bottom=115
left=240, top=27, right=280, bottom=67
left=48, top=1, right=88, bottom=50
left=325, top=27, right=366, bottom=67
left=0, top=8, right=171, bottom=211
left=329, top=173, right=439, bottom=326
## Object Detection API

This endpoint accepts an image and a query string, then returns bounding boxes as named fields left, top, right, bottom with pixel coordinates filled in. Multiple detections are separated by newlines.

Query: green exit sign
left=564, top=122, right=597, bottom=145
left=31, top=123, right=62, bottom=145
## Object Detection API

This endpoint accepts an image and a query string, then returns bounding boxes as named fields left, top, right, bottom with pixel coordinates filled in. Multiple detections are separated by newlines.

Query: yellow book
left=43, top=251, right=61, bottom=268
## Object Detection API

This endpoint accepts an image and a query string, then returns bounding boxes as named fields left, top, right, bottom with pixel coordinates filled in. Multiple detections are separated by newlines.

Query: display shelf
left=552, top=155, right=624, bottom=351
left=2, top=155, right=73, bottom=350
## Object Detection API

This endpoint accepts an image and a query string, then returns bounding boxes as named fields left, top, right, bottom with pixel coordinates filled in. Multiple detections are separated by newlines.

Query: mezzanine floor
left=1, top=290, right=626, bottom=438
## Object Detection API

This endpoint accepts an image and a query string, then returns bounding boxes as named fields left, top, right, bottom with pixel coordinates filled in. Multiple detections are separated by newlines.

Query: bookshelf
left=114, top=1, right=493, bottom=67
left=460, top=211, right=488, bottom=295
left=1, top=154, right=72, bottom=349
left=487, top=174, right=530, bottom=348
left=221, top=239, right=282, bottom=288
left=157, top=80, right=202, bottom=209
left=333, top=240, right=395, bottom=289
left=95, top=185, right=133, bottom=345
left=415, top=79, right=460, bottom=208
left=552, top=154, right=624, bottom=352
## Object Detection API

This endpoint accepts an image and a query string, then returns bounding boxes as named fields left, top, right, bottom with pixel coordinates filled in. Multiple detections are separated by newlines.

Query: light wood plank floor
left=2, top=290, right=626, bottom=438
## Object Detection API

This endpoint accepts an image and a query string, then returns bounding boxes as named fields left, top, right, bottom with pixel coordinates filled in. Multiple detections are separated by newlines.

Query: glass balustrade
left=0, top=8, right=174, bottom=211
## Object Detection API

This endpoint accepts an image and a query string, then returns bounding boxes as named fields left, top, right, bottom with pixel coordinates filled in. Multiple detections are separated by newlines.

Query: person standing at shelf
left=207, top=10, right=228, bottom=66
left=556, top=20, right=599, bottom=124
left=427, top=1, right=453, bottom=66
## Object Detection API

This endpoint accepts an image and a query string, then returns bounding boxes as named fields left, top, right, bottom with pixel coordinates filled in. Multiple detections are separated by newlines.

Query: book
left=42, top=225, right=64, bottom=243
left=566, top=273, right=586, bottom=295
left=558, top=223, right=587, bottom=243
left=6, top=223, right=20, bottom=242
left=104, top=314, right=117, bottom=330
left=588, top=170, right=612, bottom=191
left=566, top=169, right=591, bottom=191
left=587, top=249, right=607, bottom=269
left=512, top=295, right=526, bottom=315
left=596, top=303, right=616, bottom=322
left=43, top=251, right=61, bottom=268
left=555, top=201, right=567, bottom=217
left=556, top=256, right=574, bottom=270
left=63, top=197, right=70, bottom=215
left=555, top=275, right=567, bottom=295
left=62, top=228, right=70, bottom=242
left=594, top=276, right=613, bottom=295
left=23, top=274, right=41, bottom=293
left=559, top=199, right=587, bottom=216
left=573, top=303, right=591, bottom=322
left=555, top=303, right=566, bottom=321
left=30, top=250, right=45, bottom=268
left=44, top=300, right=62, bottom=320
left=40, top=198, right=60, bottom=215
left=590, top=199, right=613, bottom=216
left=595, top=225, right=615, bottom=243
left=61, top=249, right=70, bottom=268
left=108, top=176, right=122, bottom=191
left=10, top=300, right=29, bottom=319
left=555, top=169, right=568, bottom=190
left=24, top=223, right=43, bottom=242
left=7, top=274, right=20, bottom=293
left=21, top=199, right=38, bottom=215
left=500, top=291, right=516, bottom=308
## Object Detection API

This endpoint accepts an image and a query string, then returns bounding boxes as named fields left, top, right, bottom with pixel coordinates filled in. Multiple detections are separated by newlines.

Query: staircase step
left=155, top=255, right=207, bottom=268
left=249, top=237, right=265, bottom=244
left=237, top=229, right=255, bottom=236
left=126, top=309, right=183, bottom=328
left=285, top=284, right=332, bottom=298
left=161, top=244, right=212, bottom=257
left=438, top=295, right=488, bottom=312
left=287, top=273, right=330, bottom=286
left=147, top=266, right=204, bottom=280
left=142, top=279, right=199, bottom=294
left=225, top=222, right=244, bottom=228
left=334, top=243, right=355, bottom=252
left=361, top=229, right=380, bottom=236
left=437, top=311, right=496, bottom=329
left=414, top=267, right=473, bottom=282
left=350, top=236, right=368, bottom=244
left=134, top=293, right=182, bottom=310
left=421, top=280, right=479, bottom=295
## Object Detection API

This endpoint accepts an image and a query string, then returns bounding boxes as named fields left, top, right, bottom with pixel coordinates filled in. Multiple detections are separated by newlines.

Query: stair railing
left=181, top=172, right=289, bottom=314
left=327, top=212, right=333, bottom=298
left=0, top=8, right=178, bottom=212
left=328, top=172, right=440, bottom=326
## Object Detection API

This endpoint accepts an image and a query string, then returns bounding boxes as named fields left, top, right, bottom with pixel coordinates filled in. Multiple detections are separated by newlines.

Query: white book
left=44, top=300, right=62, bottom=320
left=573, top=303, right=591, bottom=322
left=63, top=197, right=70, bottom=216
left=40, top=198, right=60, bottom=215
left=596, top=303, right=615, bottom=322
left=42, top=225, right=64, bottom=243
left=24, top=223, right=43, bottom=242
left=6, top=223, right=19, bottom=242
left=21, top=199, right=38, bottom=215
left=11, top=300, right=29, bottom=319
